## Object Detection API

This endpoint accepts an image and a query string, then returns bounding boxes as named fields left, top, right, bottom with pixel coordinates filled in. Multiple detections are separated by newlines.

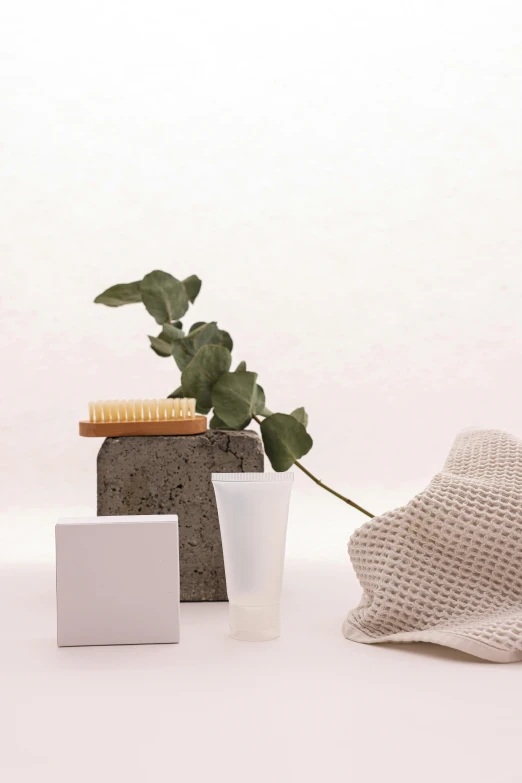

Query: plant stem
left=252, top=415, right=374, bottom=518
left=292, top=459, right=374, bottom=518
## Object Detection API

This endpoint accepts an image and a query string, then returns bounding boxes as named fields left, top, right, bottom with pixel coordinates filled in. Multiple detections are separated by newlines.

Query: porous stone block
left=97, top=430, right=264, bottom=601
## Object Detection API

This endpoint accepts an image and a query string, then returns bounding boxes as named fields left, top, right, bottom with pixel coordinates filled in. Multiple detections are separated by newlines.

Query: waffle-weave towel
left=343, top=429, right=522, bottom=662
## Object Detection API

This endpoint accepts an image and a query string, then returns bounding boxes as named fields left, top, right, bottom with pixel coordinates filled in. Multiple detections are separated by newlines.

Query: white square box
left=56, top=515, right=180, bottom=647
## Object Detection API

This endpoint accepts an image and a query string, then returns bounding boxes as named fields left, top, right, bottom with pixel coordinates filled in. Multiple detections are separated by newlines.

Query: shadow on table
left=375, top=640, right=518, bottom=665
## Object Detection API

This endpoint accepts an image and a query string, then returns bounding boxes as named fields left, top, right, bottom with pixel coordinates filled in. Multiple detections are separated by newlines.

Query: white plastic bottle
left=211, top=472, right=294, bottom=641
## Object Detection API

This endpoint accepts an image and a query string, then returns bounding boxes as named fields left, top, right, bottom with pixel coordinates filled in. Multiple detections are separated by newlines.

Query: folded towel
left=343, top=429, right=522, bottom=662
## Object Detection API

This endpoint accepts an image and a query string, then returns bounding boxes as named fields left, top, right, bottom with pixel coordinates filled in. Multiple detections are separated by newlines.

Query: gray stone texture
left=97, top=430, right=264, bottom=601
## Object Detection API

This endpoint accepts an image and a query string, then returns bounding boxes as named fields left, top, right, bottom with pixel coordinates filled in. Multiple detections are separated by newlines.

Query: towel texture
left=343, top=429, right=522, bottom=662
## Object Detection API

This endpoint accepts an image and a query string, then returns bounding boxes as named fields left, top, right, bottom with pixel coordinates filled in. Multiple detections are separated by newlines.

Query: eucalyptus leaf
left=181, top=345, right=232, bottom=413
left=148, top=323, right=184, bottom=357
left=235, top=361, right=247, bottom=372
left=149, top=335, right=174, bottom=357
left=212, top=371, right=258, bottom=429
left=260, top=413, right=313, bottom=472
left=162, top=323, right=185, bottom=341
left=254, top=384, right=272, bottom=416
left=183, top=275, right=202, bottom=303
left=173, top=321, right=183, bottom=329
left=141, top=270, right=189, bottom=325
left=209, top=413, right=235, bottom=430
left=218, top=328, right=233, bottom=352
left=290, top=407, right=309, bottom=428
left=94, top=281, right=142, bottom=307
left=173, top=322, right=233, bottom=371
left=168, top=386, right=185, bottom=399
left=189, top=321, right=207, bottom=333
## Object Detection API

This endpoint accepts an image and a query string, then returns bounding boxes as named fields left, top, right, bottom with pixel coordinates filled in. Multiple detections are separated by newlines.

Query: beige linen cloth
left=343, top=429, right=522, bottom=662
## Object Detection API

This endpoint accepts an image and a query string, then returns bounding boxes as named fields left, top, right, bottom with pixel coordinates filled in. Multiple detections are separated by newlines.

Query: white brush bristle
left=88, top=398, right=197, bottom=423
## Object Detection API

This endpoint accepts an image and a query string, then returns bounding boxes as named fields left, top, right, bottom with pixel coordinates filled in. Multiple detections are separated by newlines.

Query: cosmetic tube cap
left=229, top=603, right=280, bottom=642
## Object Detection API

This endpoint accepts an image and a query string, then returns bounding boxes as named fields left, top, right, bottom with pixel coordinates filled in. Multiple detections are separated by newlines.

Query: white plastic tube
left=211, top=472, right=294, bottom=642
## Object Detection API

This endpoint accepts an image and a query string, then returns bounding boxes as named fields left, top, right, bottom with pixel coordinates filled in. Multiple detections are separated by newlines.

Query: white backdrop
left=2, top=0, right=522, bottom=521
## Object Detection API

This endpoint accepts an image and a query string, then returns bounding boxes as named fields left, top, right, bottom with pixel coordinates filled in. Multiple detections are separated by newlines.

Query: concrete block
left=97, top=430, right=264, bottom=601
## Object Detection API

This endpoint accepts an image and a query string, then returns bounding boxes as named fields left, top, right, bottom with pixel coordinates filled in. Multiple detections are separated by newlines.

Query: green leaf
left=217, top=327, right=233, bottom=353
left=181, top=345, right=232, bottom=414
left=260, top=413, right=313, bottom=472
left=173, top=322, right=233, bottom=371
left=209, top=413, right=235, bottom=430
left=148, top=324, right=184, bottom=357
left=168, top=386, right=185, bottom=399
left=162, top=323, right=185, bottom=340
left=235, top=361, right=247, bottom=372
left=140, top=270, right=189, bottom=325
left=290, top=407, right=309, bottom=428
left=149, top=336, right=173, bottom=357
left=172, top=321, right=183, bottom=329
left=254, top=384, right=272, bottom=417
left=212, top=371, right=258, bottom=429
left=183, top=275, right=202, bottom=303
left=189, top=321, right=207, bottom=333
left=94, top=281, right=142, bottom=307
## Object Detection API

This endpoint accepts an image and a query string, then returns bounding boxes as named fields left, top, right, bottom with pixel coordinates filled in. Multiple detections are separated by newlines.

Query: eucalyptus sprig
left=95, top=270, right=373, bottom=517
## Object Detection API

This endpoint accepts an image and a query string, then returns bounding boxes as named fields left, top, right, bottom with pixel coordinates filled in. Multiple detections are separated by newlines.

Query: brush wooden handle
left=79, top=416, right=208, bottom=437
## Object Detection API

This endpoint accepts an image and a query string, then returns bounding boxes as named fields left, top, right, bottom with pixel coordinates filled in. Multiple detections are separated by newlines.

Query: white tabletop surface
left=2, top=497, right=521, bottom=783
